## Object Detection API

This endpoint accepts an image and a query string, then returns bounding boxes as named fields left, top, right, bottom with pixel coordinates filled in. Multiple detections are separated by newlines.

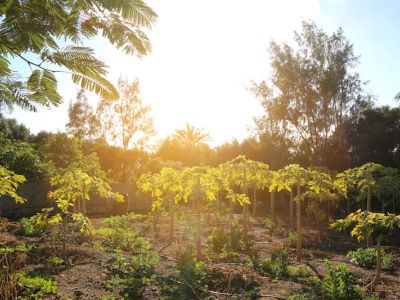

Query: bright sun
left=10, top=0, right=320, bottom=147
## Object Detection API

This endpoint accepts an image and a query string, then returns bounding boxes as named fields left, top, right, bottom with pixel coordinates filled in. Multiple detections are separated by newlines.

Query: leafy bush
left=321, top=260, right=364, bottom=300
left=347, top=248, right=394, bottom=270
left=174, top=246, right=207, bottom=299
left=288, top=293, right=319, bottom=300
left=288, top=232, right=297, bottom=248
left=262, top=217, right=287, bottom=237
left=94, top=227, right=150, bottom=254
left=14, top=272, right=58, bottom=299
left=252, top=247, right=290, bottom=278
left=108, top=250, right=159, bottom=299
left=0, top=244, right=34, bottom=254
left=18, top=217, right=44, bottom=237
left=102, top=214, right=147, bottom=230
left=208, top=228, right=228, bottom=254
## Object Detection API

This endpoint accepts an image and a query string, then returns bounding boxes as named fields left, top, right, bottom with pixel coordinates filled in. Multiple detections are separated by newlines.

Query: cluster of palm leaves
left=0, top=0, right=157, bottom=111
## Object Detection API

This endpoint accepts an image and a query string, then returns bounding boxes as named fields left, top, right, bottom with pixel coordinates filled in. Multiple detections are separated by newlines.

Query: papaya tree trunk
left=270, top=190, right=275, bottom=223
left=242, top=203, right=248, bottom=243
left=393, top=194, right=396, bottom=214
left=195, top=198, right=202, bottom=259
left=289, top=189, right=294, bottom=230
left=296, top=181, right=302, bottom=262
left=62, top=214, right=68, bottom=259
left=169, top=201, right=175, bottom=242
left=215, top=192, right=221, bottom=228
left=367, top=185, right=371, bottom=212
left=252, top=187, right=257, bottom=217
left=367, top=237, right=382, bottom=291
left=367, top=185, right=371, bottom=247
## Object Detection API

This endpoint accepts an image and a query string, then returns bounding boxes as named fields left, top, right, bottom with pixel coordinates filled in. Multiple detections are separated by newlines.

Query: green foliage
left=95, top=227, right=150, bottom=254
left=0, top=0, right=157, bottom=110
left=18, top=208, right=56, bottom=237
left=18, top=217, right=43, bottom=237
left=288, top=293, right=319, bottom=300
left=0, top=243, right=34, bottom=254
left=14, top=272, right=58, bottom=299
left=102, top=214, right=147, bottom=229
left=95, top=215, right=150, bottom=254
left=108, top=250, right=159, bottom=299
left=0, top=136, right=47, bottom=180
left=330, top=209, right=400, bottom=242
left=321, top=260, right=364, bottom=300
left=208, top=228, right=228, bottom=254
left=252, top=247, right=290, bottom=278
left=175, top=246, right=207, bottom=299
left=0, top=164, right=26, bottom=203
left=262, top=217, right=288, bottom=236
left=347, top=248, right=394, bottom=270
left=288, top=232, right=298, bottom=248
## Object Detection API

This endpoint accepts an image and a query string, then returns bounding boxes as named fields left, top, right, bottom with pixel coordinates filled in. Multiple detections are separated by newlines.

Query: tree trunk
left=296, top=181, right=302, bottom=262
left=367, top=186, right=371, bottom=247
left=290, top=189, right=294, bottom=230
left=347, top=197, right=350, bottom=215
left=242, top=203, right=248, bottom=243
left=327, top=199, right=331, bottom=222
left=367, top=185, right=371, bottom=212
left=62, top=214, right=68, bottom=259
left=393, top=194, right=396, bottom=214
left=367, top=237, right=382, bottom=291
left=270, top=191, right=275, bottom=223
left=252, top=187, right=257, bottom=217
left=169, top=202, right=175, bottom=242
left=195, top=199, right=202, bottom=259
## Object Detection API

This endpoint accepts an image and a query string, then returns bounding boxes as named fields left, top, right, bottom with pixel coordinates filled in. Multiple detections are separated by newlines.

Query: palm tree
left=173, top=123, right=211, bottom=147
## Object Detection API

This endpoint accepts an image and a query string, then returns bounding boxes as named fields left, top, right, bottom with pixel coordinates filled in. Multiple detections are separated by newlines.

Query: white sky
left=9, top=0, right=321, bottom=147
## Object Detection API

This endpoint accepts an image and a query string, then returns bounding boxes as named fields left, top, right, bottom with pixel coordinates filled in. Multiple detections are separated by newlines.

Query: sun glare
left=102, top=0, right=320, bottom=146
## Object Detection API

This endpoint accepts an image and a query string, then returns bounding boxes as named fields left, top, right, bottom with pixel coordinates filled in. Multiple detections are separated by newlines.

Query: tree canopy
left=0, top=0, right=157, bottom=111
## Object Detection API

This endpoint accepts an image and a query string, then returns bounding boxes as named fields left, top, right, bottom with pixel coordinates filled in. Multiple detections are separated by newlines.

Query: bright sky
left=7, top=0, right=400, bottom=147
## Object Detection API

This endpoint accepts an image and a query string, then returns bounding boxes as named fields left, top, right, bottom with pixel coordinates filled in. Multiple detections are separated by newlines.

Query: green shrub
left=14, top=272, right=58, bottom=299
left=176, top=246, right=207, bottom=299
left=262, top=217, right=288, bottom=237
left=108, top=250, right=159, bottom=299
left=102, top=214, right=147, bottom=230
left=208, top=228, right=228, bottom=254
left=252, top=247, right=290, bottom=278
left=288, top=293, right=319, bottom=300
left=228, top=220, right=245, bottom=252
left=288, top=232, right=297, bottom=248
left=347, top=248, right=394, bottom=270
left=95, top=227, right=150, bottom=254
left=18, top=217, right=44, bottom=237
left=0, top=244, right=34, bottom=254
left=321, top=260, right=364, bottom=300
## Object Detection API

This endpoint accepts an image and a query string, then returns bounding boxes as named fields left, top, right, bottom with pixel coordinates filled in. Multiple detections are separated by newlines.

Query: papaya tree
left=206, top=166, right=230, bottom=228
left=378, top=167, right=400, bottom=214
left=181, top=166, right=219, bottom=258
left=334, top=168, right=357, bottom=215
left=48, top=167, right=123, bottom=258
left=222, top=156, right=254, bottom=242
left=354, top=163, right=385, bottom=212
left=158, top=167, right=184, bottom=241
left=248, top=161, right=270, bottom=218
left=137, top=172, right=163, bottom=234
left=305, top=168, right=337, bottom=240
left=331, top=210, right=400, bottom=291
left=0, top=165, right=26, bottom=209
left=279, top=164, right=308, bottom=262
